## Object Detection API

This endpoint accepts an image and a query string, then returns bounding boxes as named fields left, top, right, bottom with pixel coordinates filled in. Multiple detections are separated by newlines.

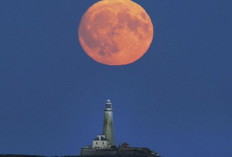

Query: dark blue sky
left=0, top=0, right=231, bottom=156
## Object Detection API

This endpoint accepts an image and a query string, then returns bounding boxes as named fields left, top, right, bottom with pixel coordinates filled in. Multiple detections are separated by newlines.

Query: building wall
left=92, top=140, right=108, bottom=148
left=80, top=148, right=117, bottom=156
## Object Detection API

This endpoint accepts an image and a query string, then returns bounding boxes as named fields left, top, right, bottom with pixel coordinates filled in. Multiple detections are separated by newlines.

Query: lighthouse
left=103, top=99, right=114, bottom=146
left=80, top=99, right=161, bottom=157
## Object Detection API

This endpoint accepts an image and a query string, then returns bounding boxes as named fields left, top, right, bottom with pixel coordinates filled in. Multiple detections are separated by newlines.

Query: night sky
left=0, top=0, right=232, bottom=157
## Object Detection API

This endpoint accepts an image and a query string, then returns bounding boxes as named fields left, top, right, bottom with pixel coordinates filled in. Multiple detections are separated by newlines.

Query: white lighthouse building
left=103, top=99, right=114, bottom=146
left=80, top=99, right=160, bottom=157
left=88, top=99, right=114, bottom=149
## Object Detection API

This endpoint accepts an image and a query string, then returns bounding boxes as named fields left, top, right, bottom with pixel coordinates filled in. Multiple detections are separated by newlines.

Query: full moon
left=78, top=0, right=154, bottom=65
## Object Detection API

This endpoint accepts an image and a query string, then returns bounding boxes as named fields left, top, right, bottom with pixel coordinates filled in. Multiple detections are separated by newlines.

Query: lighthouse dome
left=105, top=99, right=112, bottom=109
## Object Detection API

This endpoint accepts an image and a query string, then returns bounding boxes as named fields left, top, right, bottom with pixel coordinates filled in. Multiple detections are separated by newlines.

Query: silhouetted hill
left=0, top=155, right=44, bottom=157
left=0, top=155, right=161, bottom=157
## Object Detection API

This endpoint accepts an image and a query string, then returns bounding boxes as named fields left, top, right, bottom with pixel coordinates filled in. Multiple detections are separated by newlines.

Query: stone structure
left=103, top=100, right=114, bottom=146
left=80, top=100, right=114, bottom=156
left=80, top=100, right=160, bottom=157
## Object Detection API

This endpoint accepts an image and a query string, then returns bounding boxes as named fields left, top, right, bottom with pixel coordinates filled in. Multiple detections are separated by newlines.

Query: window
left=96, top=142, right=98, bottom=145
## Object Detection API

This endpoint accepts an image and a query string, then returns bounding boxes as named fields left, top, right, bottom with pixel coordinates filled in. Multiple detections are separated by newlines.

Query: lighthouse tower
left=103, top=99, right=114, bottom=146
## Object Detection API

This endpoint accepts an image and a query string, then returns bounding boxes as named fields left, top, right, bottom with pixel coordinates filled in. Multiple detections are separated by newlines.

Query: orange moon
left=78, top=0, right=154, bottom=65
